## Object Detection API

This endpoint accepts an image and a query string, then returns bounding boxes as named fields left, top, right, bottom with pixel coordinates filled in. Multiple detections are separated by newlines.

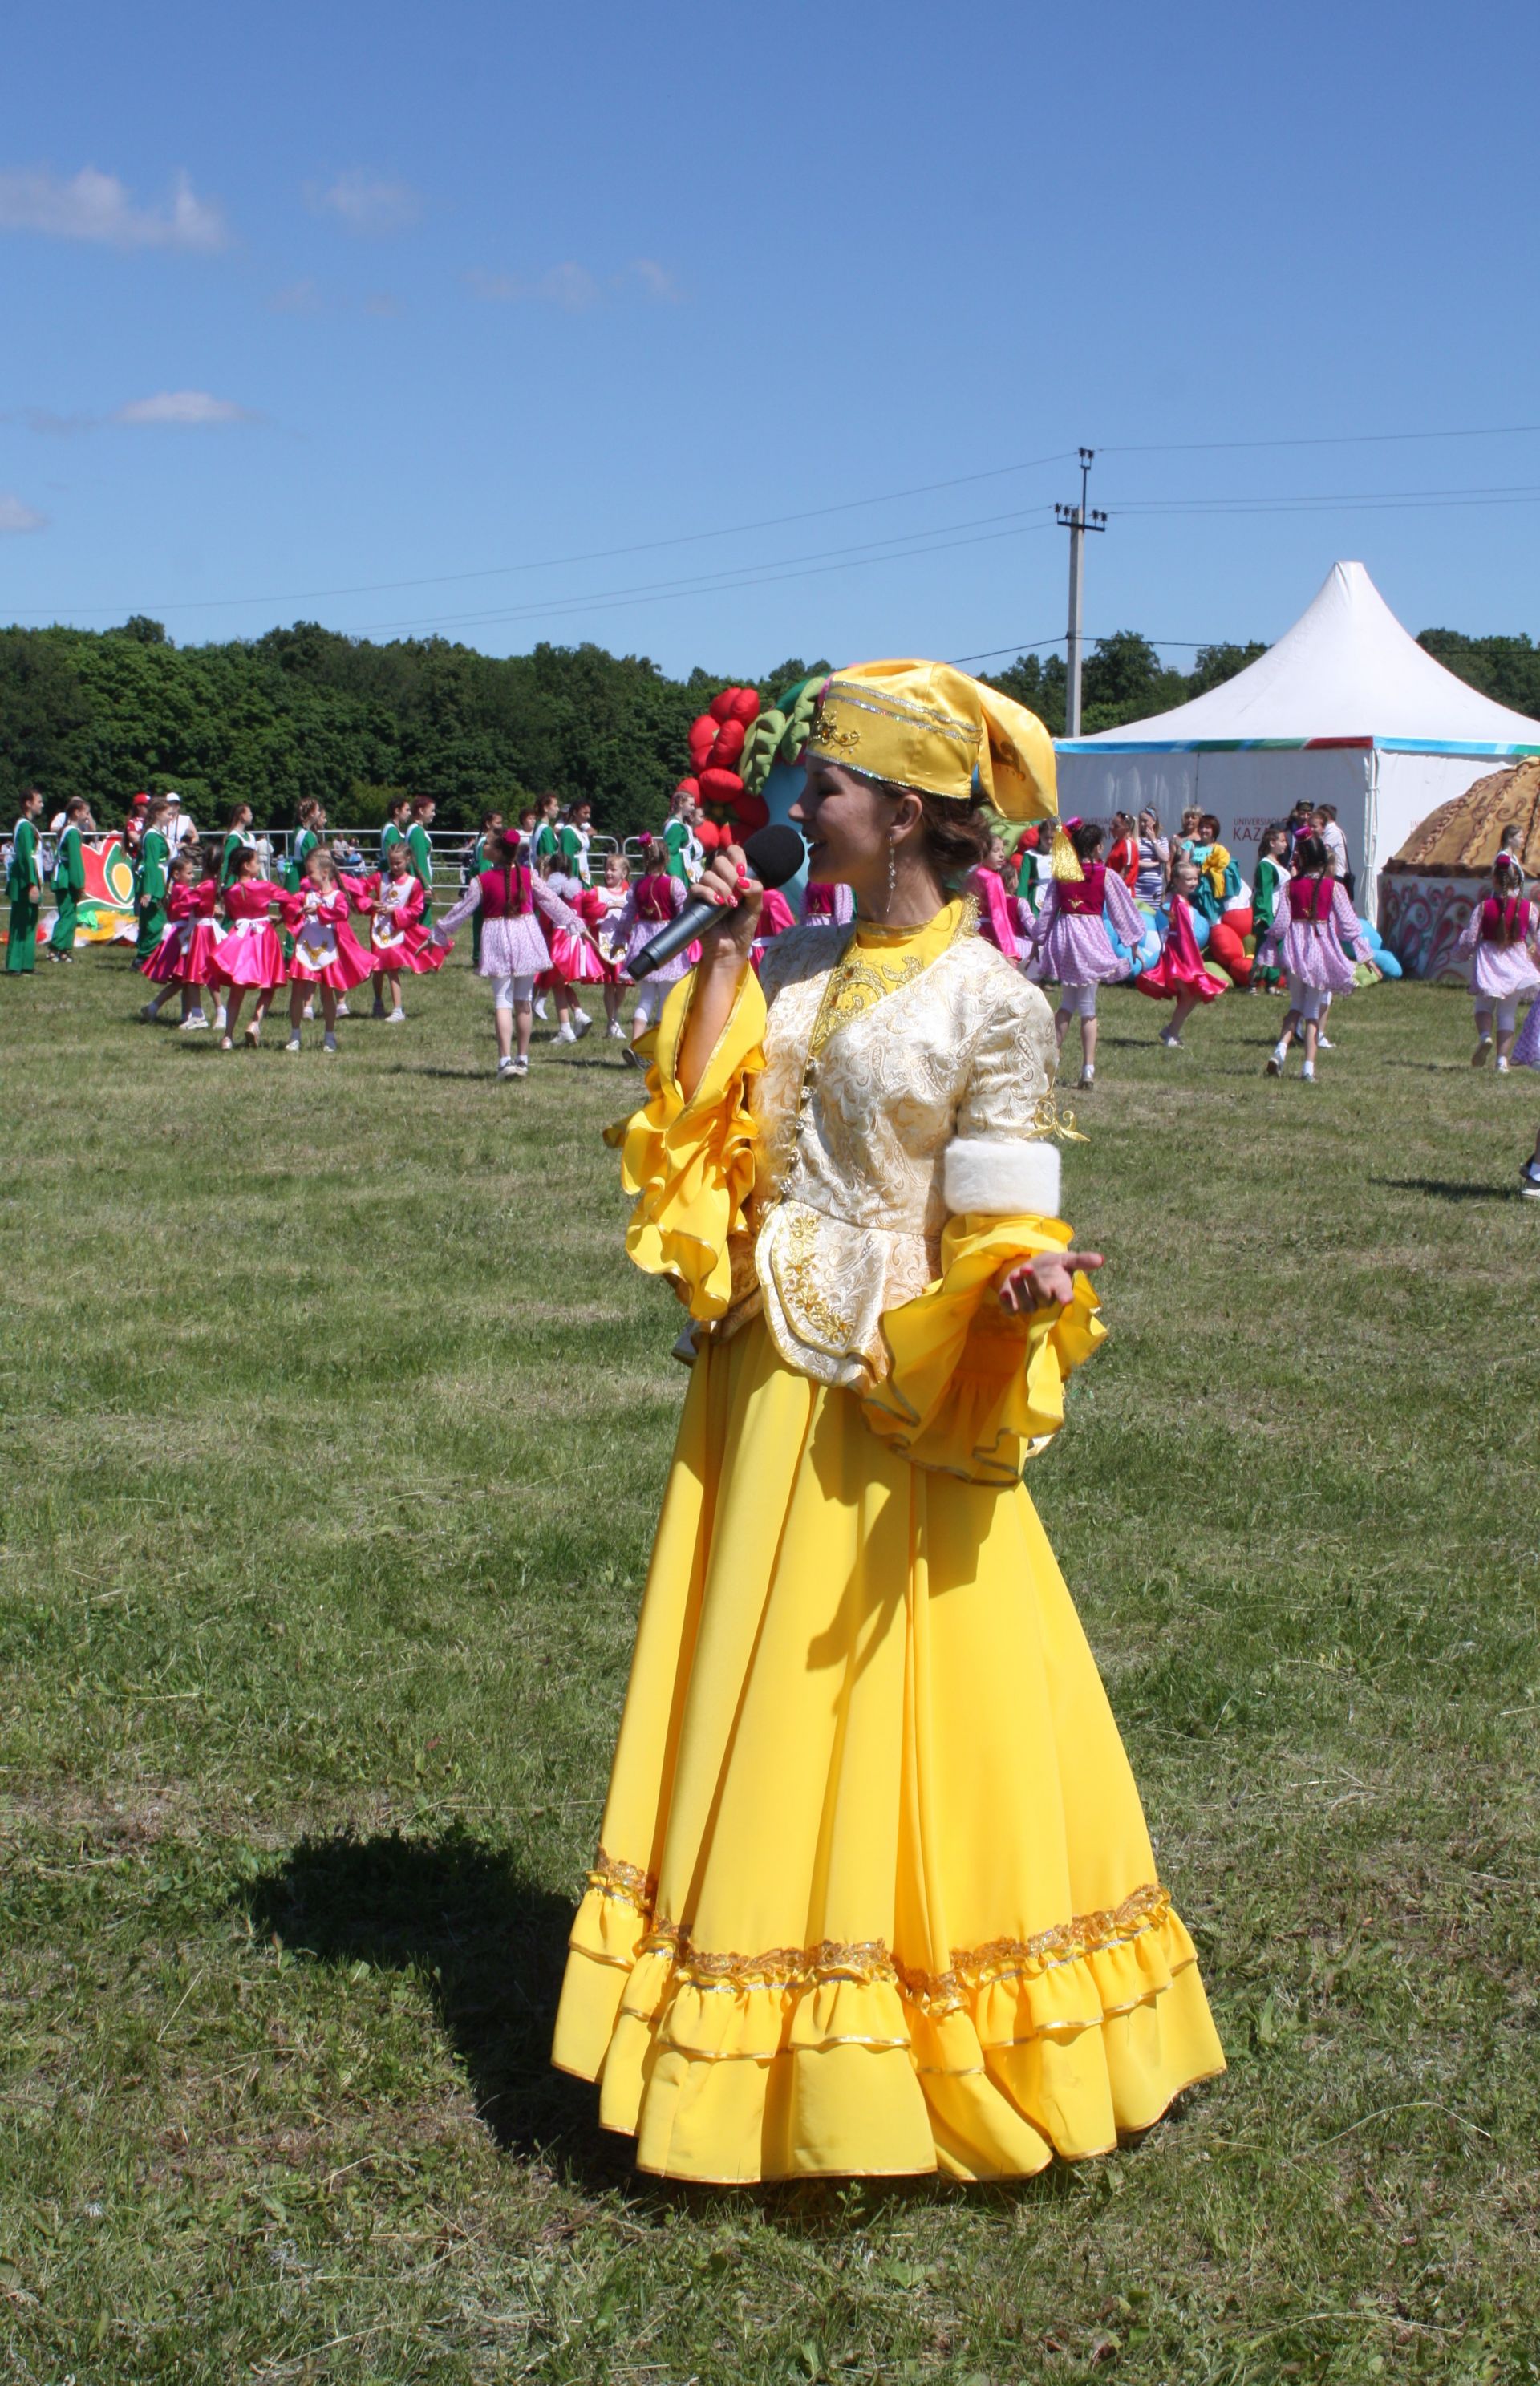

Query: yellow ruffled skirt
left=553, top=1315, right=1224, bottom=2182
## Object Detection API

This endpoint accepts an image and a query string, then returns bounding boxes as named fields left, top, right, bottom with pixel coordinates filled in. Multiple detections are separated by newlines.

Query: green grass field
left=3, top=945, right=1538, bottom=2385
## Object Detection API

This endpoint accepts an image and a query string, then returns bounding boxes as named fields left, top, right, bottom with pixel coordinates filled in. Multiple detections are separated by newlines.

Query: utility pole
left=1056, top=448, right=1107, bottom=738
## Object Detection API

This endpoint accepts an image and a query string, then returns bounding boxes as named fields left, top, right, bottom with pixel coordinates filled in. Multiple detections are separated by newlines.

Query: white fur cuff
left=943, top=1136, right=1062, bottom=1221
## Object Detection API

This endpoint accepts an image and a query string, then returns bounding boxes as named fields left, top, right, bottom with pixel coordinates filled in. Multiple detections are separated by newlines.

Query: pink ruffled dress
left=370, top=873, right=448, bottom=975
left=211, top=879, right=287, bottom=989
left=432, top=865, right=586, bottom=980
left=140, top=879, right=224, bottom=984
left=1256, top=876, right=1372, bottom=995
left=1026, top=865, right=1145, bottom=986
left=282, top=888, right=375, bottom=991
left=1456, top=896, right=1540, bottom=1003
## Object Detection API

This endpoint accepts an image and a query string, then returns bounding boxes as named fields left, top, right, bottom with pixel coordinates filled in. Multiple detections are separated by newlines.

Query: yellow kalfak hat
left=804, top=658, right=1057, bottom=824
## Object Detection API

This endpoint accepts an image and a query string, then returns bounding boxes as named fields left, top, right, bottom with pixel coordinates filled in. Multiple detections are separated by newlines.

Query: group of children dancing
left=982, top=803, right=1375, bottom=1088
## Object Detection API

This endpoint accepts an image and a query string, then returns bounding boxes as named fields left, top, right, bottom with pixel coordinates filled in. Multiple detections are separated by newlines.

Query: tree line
left=2, top=614, right=1537, bottom=832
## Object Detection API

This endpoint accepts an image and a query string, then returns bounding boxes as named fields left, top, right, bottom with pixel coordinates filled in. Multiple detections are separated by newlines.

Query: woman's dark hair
left=1069, top=818, right=1104, bottom=865
left=1258, top=820, right=1288, bottom=853
left=863, top=775, right=992, bottom=876
left=225, top=801, right=249, bottom=830
left=1294, top=831, right=1328, bottom=875
left=1198, top=812, right=1222, bottom=841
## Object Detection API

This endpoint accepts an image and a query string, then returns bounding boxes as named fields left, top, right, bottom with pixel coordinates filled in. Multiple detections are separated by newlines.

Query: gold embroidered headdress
left=804, top=658, right=1057, bottom=824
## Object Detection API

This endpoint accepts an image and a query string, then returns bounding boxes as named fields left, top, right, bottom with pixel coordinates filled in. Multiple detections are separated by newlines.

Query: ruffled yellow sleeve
left=614, top=965, right=768, bottom=1320
left=862, top=1211, right=1104, bottom=1485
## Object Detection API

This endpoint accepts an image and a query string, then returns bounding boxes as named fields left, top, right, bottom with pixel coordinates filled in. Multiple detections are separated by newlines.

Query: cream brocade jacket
left=619, top=916, right=1104, bottom=1486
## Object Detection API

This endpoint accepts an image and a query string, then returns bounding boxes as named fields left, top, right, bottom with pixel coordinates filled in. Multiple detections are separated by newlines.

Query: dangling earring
left=886, top=838, right=898, bottom=913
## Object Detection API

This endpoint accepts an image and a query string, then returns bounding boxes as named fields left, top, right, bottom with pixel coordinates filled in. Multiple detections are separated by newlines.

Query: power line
left=3, top=449, right=1079, bottom=622
left=1101, top=423, right=1540, bottom=456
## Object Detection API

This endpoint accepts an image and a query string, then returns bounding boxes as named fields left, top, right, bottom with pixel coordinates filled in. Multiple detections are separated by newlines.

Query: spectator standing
left=1133, top=807, right=1170, bottom=905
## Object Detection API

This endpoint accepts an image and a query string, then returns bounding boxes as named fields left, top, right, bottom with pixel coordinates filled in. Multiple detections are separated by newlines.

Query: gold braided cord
left=580, top=1859, right=1172, bottom=2010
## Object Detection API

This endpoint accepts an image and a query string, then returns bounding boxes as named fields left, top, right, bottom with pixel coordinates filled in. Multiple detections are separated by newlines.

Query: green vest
left=285, top=827, right=318, bottom=894
left=663, top=816, right=692, bottom=883
left=533, top=821, right=558, bottom=864
left=381, top=820, right=405, bottom=871
left=7, top=816, right=41, bottom=901
left=138, top=828, right=169, bottom=907
left=219, top=830, right=252, bottom=888
left=53, top=824, right=86, bottom=896
left=406, top=820, right=434, bottom=888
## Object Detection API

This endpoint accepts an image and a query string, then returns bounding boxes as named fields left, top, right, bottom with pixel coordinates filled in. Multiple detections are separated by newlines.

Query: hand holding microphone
left=629, top=823, right=805, bottom=979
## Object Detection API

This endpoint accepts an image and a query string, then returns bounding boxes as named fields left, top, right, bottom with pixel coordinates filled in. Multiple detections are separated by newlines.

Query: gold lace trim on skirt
left=584, top=1849, right=1170, bottom=2012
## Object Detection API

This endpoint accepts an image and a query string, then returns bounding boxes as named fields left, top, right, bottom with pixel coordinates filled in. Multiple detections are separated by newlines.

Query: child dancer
left=610, top=858, right=695, bottom=1050
left=1022, top=817, right=1145, bottom=1088
left=282, top=849, right=372, bottom=1053
left=1457, top=853, right=1540, bottom=1073
left=1250, top=824, right=1291, bottom=995
left=594, top=851, right=633, bottom=1037
left=211, top=849, right=288, bottom=1047
left=537, top=855, right=596, bottom=1041
left=368, top=839, right=449, bottom=1020
left=430, top=828, right=589, bottom=1078
left=1133, top=856, right=1226, bottom=1047
left=1256, top=832, right=1374, bottom=1081
left=139, top=850, right=221, bottom=1028
left=969, top=837, right=1020, bottom=963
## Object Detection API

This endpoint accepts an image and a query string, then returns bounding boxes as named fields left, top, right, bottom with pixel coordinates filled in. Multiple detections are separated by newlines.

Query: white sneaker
left=1497, top=1055, right=1510, bottom=1073
left=1318, top=1034, right=1335, bottom=1051
left=245, top=1022, right=261, bottom=1047
left=214, top=1007, right=228, bottom=1032
left=557, top=1020, right=578, bottom=1043
left=180, top=1011, right=208, bottom=1031
left=1266, top=1044, right=1287, bottom=1076
left=510, top=1055, right=529, bottom=1076
left=387, top=1007, right=406, bottom=1023
left=1301, top=1060, right=1316, bottom=1081
left=496, top=1055, right=514, bottom=1077
left=1078, top=1064, right=1096, bottom=1089
left=323, top=1031, right=338, bottom=1054
left=606, top=1019, right=626, bottom=1040
left=1159, top=1030, right=1182, bottom=1049
left=302, top=1000, right=314, bottom=1021
left=572, top=1010, right=593, bottom=1038
left=334, top=1000, right=351, bottom=1019
left=286, top=1033, right=302, bottom=1052
left=533, top=996, right=549, bottom=1022
left=1520, top=1160, right=1540, bottom=1197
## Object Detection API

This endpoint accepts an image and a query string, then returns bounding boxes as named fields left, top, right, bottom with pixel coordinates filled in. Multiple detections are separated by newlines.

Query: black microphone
left=629, top=823, right=807, bottom=978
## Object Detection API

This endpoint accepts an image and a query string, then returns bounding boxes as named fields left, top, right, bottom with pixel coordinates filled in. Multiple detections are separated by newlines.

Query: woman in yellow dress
left=553, top=660, right=1224, bottom=2181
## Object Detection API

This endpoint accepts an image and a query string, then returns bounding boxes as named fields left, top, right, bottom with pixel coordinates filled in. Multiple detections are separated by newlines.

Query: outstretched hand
left=996, top=1250, right=1104, bottom=1316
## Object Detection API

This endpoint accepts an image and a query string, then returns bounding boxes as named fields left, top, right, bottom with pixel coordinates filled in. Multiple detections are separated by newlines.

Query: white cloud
left=113, top=391, right=257, bottom=427
left=363, top=290, right=403, bottom=318
left=466, top=257, right=681, bottom=311
left=0, top=166, right=227, bottom=251
left=310, top=170, right=422, bottom=236
left=0, top=493, right=47, bottom=533
left=627, top=257, right=683, bottom=302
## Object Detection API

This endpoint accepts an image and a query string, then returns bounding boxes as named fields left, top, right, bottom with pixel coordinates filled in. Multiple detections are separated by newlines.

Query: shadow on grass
left=243, top=1826, right=634, bottom=2190
left=242, top=1827, right=1206, bottom=2222
left=1369, top=1175, right=1510, bottom=1203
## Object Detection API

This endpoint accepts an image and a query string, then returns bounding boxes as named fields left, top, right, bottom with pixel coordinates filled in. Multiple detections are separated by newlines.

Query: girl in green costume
left=218, top=801, right=257, bottom=888
left=134, top=800, right=172, bottom=963
left=6, top=789, right=45, bottom=973
left=48, top=798, right=93, bottom=959
left=405, top=797, right=436, bottom=927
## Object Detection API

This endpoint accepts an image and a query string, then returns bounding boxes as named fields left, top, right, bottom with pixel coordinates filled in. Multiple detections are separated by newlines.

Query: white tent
left=1056, top=561, right=1540, bottom=918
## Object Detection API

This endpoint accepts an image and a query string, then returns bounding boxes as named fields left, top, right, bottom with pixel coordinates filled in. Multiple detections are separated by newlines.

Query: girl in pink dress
left=431, top=828, right=590, bottom=1078
left=610, top=865, right=694, bottom=1039
left=1134, top=857, right=1226, bottom=1048
left=594, top=852, right=634, bottom=1039
left=210, top=849, right=288, bottom=1047
left=1255, top=833, right=1374, bottom=1081
left=139, top=852, right=221, bottom=1031
left=282, top=850, right=373, bottom=1054
left=533, top=860, right=598, bottom=1043
left=968, top=843, right=1021, bottom=966
left=367, top=842, right=449, bottom=1022
left=1456, top=855, right=1540, bottom=1072
left=1022, top=819, right=1145, bottom=1088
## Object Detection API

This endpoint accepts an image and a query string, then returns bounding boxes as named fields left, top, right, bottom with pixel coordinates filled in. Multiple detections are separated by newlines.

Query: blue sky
left=4, top=0, right=1538, bottom=679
